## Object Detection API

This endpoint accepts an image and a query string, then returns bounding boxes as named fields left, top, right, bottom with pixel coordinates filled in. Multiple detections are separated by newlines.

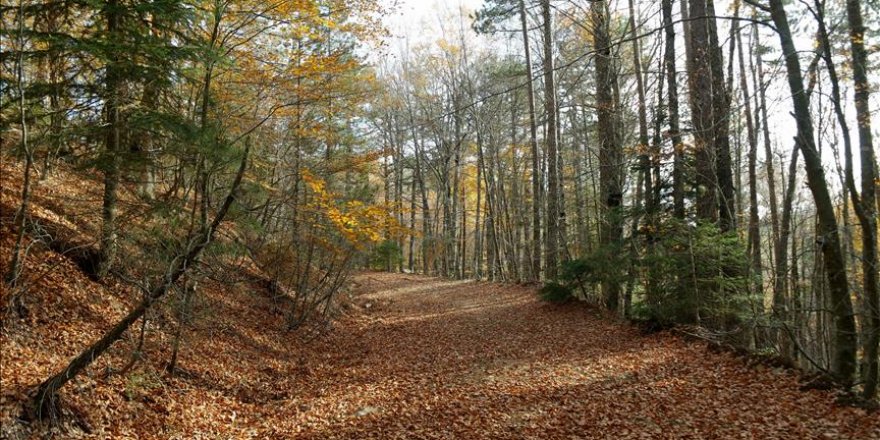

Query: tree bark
left=767, top=0, right=858, bottom=385
left=753, top=18, right=780, bottom=306
left=97, top=0, right=123, bottom=278
left=5, top=0, right=32, bottom=290
left=518, top=0, right=542, bottom=282
left=686, top=0, right=717, bottom=224
left=592, top=0, right=623, bottom=312
left=736, top=17, right=763, bottom=342
left=845, top=0, right=879, bottom=400
left=706, top=0, right=735, bottom=232
left=629, top=0, right=652, bottom=223
left=541, top=0, right=559, bottom=281
left=663, top=0, right=685, bottom=219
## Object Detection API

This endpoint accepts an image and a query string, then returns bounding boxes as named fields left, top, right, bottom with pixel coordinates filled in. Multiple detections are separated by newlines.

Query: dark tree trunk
left=767, top=0, right=858, bottom=385
left=409, top=170, right=417, bottom=272
left=541, top=0, right=559, bottom=281
left=519, top=0, right=542, bottom=281
left=662, top=0, right=685, bottom=219
left=97, top=0, right=123, bottom=278
left=736, top=19, right=764, bottom=347
left=5, top=0, right=32, bottom=290
left=705, top=0, right=735, bottom=232
left=845, top=0, right=879, bottom=400
left=753, top=19, right=781, bottom=309
left=686, top=0, right=717, bottom=224
left=629, top=0, right=652, bottom=223
left=592, top=0, right=623, bottom=312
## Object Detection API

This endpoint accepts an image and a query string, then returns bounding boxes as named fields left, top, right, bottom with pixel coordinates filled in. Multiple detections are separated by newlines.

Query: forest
left=1, top=0, right=878, bottom=438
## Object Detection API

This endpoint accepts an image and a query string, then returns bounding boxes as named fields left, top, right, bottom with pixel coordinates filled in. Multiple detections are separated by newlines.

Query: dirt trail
left=270, top=272, right=879, bottom=439
left=2, top=270, right=878, bottom=439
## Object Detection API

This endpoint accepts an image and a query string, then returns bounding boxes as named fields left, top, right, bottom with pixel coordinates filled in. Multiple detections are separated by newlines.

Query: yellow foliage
left=301, top=170, right=405, bottom=249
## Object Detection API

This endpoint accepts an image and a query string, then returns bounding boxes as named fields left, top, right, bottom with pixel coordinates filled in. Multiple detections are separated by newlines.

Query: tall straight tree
left=685, top=0, right=717, bottom=223
left=845, top=0, right=879, bottom=400
left=628, top=0, right=652, bottom=222
left=705, top=0, right=734, bottom=231
left=4, top=0, right=33, bottom=289
left=752, top=16, right=781, bottom=311
left=592, top=0, right=622, bottom=312
left=96, top=0, right=123, bottom=278
left=685, top=0, right=733, bottom=230
left=736, top=18, right=763, bottom=324
left=516, top=0, right=543, bottom=281
left=766, top=0, right=858, bottom=385
left=662, top=0, right=685, bottom=219
left=541, top=0, right=559, bottom=281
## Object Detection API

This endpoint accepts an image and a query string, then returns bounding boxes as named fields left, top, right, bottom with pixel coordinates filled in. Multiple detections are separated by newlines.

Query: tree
left=766, top=0, right=858, bottom=385
left=542, top=0, right=560, bottom=281
left=4, top=0, right=32, bottom=292
left=521, top=0, right=543, bottom=281
left=662, top=0, right=685, bottom=219
left=591, top=0, right=623, bottom=311
left=735, top=9, right=763, bottom=327
left=685, top=0, right=718, bottom=224
left=845, top=0, right=878, bottom=400
left=705, top=0, right=734, bottom=232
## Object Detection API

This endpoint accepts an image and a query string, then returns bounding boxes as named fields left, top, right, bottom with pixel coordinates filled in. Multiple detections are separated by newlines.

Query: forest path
left=272, top=272, right=879, bottom=439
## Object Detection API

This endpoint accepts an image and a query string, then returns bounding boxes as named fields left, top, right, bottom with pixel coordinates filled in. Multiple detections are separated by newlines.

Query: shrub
left=539, top=282, right=574, bottom=303
left=636, top=219, right=751, bottom=330
left=371, top=240, right=402, bottom=271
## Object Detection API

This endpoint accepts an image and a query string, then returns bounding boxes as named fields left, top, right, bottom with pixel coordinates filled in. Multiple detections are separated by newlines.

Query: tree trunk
left=5, top=0, right=32, bottom=290
left=518, top=0, right=542, bottom=282
left=737, top=18, right=763, bottom=344
left=777, top=145, right=799, bottom=359
left=474, top=144, right=483, bottom=278
left=845, top=0, right=879, bottom=400
left=96, top=0, right=123, bottom=278
left=383, top=153, right=392, bottom=271
left=629, top=0, right=652, bottom=224
left=753, top=18, right=780, bottom=306
left=408, top=109, right=431, bottom=275
left=663, top=0, right=685, bottom=219
left=767, top=0, right=858, bottom=385
left=706, top=0, right=735, bottom=232
left=571, top=110, right=588, bottom=255
left=541, top=0, right=559, bottom=281
left=686, top=0, right=717, bottom=224
left=592, top=0, right=623, bottom=312
left=409, top=169, right=417, bottom=272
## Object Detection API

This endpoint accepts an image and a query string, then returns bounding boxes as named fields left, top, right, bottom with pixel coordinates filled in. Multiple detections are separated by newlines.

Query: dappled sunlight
left=253, top=274, right=879, bottom=439
left=361, top=278, right=477, bottom=300
left=374, top=295, right=533, bottom=326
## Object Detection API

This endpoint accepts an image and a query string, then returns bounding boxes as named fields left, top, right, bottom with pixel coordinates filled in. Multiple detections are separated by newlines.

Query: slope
left=1, top=162, right=878, bottom=439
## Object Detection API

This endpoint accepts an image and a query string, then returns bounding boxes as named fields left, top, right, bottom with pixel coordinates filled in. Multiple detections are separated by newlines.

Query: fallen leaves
left=1, top=160, right=879, bottom=438
left=3, top=268, right=880, bottom=439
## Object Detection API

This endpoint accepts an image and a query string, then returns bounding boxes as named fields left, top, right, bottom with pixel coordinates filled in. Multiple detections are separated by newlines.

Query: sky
left=382, top=0, right=484, bottom=40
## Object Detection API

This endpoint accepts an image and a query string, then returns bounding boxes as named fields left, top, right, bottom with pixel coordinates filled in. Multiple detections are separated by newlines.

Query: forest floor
left=3, top=272, right=879, bottom=439
left=1, top=162, right=879, bottom=439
